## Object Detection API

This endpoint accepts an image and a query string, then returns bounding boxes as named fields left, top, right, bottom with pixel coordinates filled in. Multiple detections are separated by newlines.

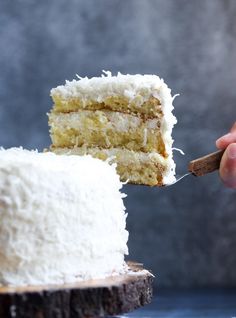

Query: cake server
left=168, top=149, right=225, bottom=186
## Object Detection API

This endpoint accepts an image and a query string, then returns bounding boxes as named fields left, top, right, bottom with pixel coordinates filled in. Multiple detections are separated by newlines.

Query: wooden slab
left=0, top=262, right=154, bottom=318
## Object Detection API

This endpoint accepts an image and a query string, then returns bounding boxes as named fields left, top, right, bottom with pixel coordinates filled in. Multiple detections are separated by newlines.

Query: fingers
left=219, top=143, right=236, bottom=188
left=216, top=122, right=236, bottom=188
left=216, top=128, right=236, bottom=149
left=216, top=132, right=236, bottom=149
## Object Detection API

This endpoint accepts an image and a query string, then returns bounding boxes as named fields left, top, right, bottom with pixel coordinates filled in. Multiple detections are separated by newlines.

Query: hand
left=216, top=122, right=236, bottom=188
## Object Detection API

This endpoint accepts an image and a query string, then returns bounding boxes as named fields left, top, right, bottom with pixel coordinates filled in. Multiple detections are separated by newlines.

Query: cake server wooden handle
left=188, top=149, right=224, bottom=176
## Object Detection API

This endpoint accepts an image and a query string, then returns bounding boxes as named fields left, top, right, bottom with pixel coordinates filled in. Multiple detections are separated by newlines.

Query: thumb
left=219, top=143, right=236, bottom=188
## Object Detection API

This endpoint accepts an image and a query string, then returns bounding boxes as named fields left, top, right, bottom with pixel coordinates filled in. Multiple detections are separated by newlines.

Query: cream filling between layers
left=49, top=110, right=160, bottom=132
left=49, top=110, right=165, bottom=153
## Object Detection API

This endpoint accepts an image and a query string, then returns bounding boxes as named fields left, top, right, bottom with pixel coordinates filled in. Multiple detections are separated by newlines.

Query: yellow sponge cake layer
left=50, top=73, right=171, bottom=118
left=51, top=146, right=173, bottom=186
left=52, top=95, right=162, bottom=118
left=49, top=110, right=166, bottom=154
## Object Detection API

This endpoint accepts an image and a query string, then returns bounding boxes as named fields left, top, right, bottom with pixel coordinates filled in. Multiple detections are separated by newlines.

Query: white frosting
left=155, top=90, right=177, bottom=185
left=51, top=72, right=177, bottom=184
left=172, top=147, right=185, bottom=155
left=0, top=148, right=128, bottom=286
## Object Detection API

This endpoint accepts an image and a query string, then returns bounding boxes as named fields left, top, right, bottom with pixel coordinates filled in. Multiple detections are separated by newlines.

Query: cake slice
left=49, top=72, right=177, bottom=186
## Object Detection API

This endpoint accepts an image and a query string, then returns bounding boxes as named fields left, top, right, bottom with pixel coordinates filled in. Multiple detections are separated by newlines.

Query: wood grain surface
left=0, top=262, right=154, bottom=318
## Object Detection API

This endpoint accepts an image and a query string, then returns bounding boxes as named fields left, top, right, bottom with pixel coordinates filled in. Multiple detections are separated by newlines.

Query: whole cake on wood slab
left=49, top=72, right=177, bottom=186
left=0, top=148, right=153, bottom=317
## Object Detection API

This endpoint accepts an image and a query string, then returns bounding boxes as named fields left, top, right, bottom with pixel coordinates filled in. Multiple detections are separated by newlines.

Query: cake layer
left=51, top=146, right=176, bottom=186
left=49, top=110, right=167, bottom=155
left=0, top=148, right=128, bottom=286
left=50, top=73, right=174, bottom=120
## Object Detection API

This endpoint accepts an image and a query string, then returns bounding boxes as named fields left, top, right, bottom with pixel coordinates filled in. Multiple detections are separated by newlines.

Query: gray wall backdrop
left=0, top=0, right=235, bottom=289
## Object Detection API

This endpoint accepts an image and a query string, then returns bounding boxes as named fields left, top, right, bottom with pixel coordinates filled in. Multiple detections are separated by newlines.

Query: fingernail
left=227, top=143, right=236, bottom=159
left=230, top=122, right=236, bottom=132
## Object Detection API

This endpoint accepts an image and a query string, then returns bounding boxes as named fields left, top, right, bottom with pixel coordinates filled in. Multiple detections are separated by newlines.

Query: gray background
left=0, top=0, right=235, bottom=289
